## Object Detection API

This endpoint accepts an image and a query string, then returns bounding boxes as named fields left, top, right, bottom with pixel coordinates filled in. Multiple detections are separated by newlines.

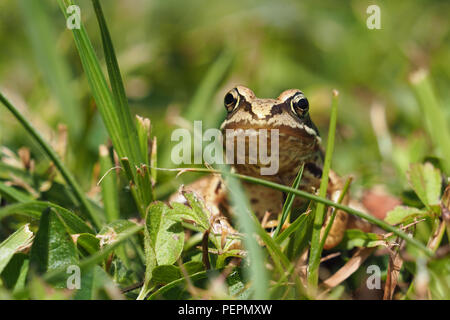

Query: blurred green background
left=0, top=0, right=449, bottom=199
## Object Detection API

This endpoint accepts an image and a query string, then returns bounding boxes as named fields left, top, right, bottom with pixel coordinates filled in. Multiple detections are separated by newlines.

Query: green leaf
left=149, top=260, right=205, bottom=282
left=385, top=205, right=428, bottom=225
left=0, top=224, right=34, bottom=274
left=227, top=269, right=250, bottom=299
left=0, top=182, right=33, bottom=203
left=43, top=224, right=143, bottom=284
left=98, top=219, right=138, bottom=236
left=0, top=201, right=95, bottom=234
left=170, top=192, right=210, bottom=231
left=408, top=162, right=442, bottom=209
left=147, top=270, right=214, bottom=300
left=140, top=202, right=185, bottom=298
left=0, top=253, right=29, bottom=293
left=428, top=257, right=450, bottom=299
left=30, top=208, right=79, bottom=287
left=77, top=234, right=100, bottom=255
left=145, top=202, right=184, bottom=266
left=152, top=265, right=181, bottom=285
left=336, top=229, right=384, bottom=250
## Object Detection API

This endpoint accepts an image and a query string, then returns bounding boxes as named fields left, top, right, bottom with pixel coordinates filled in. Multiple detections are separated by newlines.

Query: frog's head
left=219, top=86, right=322, bottom=177
left=220, top=86, right=320, bottom=142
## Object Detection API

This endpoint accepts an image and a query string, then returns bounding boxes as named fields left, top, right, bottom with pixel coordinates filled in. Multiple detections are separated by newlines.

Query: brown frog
left=171, top=86, right=369, bottom=249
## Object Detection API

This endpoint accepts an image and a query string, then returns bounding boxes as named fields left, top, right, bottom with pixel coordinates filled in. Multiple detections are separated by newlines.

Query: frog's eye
left=224, top=89, right=240, bottom=112
left=290, top=93, right=309, bottom=116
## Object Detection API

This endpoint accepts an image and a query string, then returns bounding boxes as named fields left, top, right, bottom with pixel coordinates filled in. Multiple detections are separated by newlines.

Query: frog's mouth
left=221, top=121, right=321, bottom=144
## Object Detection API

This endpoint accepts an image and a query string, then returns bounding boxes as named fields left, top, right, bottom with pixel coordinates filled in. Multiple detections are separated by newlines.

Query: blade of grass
left=59, top=0, right=152, bottom=215
left=18, top=0, right=83, bottom=138
left=308, top=90, right=339, bottom=289
left=58, top=0, right=142, bottom=169
left=99, top=145, right=119, bottom=222
left=410, top=70, right=450, bottom=174
left=91, top=0, right=144, bottom=165
left=318, top=177, right=352, bottom=252
left=272, top=163, right=304, bottom=238
left=274, top=211, right=310, bottom=245
left=0, top=93, right=102, bottom=229
left=220, top=164, right=269, bottom=299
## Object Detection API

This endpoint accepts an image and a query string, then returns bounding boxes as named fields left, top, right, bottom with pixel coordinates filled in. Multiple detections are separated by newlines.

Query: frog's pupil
left=224, top=93, right=236, bottom=107
left=297, top=98, right=309, bottom=110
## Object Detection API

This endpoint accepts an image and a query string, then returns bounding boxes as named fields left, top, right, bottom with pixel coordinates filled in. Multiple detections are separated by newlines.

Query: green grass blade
left=318, top=177, right=352, bottom=252
left=220, top=165, right=269, bottom=299
left=272, top=163, right=304, bottom=238
left=0, top=182, right=33, bottom=203
left=99, top=145, right=120, bottom=222
left=274, top=211, right=310, bottom=245
left=410, top=70, right=450, bottom=174
left=0, top=93, right=102, bottom=229
left=18, top=0, right=83, bottom=138
left=307, top=90, right=339, bottom=289
left=57, top=0, right=134, bottom=163
left=91, top=0, right=144, bottom=165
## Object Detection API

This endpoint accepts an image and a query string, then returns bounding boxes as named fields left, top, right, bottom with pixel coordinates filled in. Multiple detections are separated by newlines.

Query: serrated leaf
left=182, top=192, right=211, bottom=231
left=145, top=202, right=184, bottom=266
left=408, top=163, right=442, bottom=209
left=385, top=205, right=428, bottom=225
left=29, top=208, right=79, bottom=287
left=0, top=224, right=33, bottom=274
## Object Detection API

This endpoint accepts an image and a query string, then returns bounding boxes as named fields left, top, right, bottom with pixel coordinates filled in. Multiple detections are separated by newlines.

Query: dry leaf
left=322, top=247, right=375, bottom=288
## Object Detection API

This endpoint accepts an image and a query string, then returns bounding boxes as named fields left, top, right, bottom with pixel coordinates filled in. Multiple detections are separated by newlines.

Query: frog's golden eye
left=224, top=89, right=240, bottom=112
left=290, top=93, right=309, bottom=117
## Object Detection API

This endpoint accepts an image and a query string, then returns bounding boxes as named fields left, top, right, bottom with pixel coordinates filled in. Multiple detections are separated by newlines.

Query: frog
left=170, top=86, right=370, bottom=250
